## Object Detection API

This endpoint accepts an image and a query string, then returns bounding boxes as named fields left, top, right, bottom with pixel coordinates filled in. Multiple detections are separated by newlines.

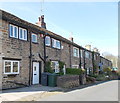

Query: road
left=38, top=80, right=118, bottom=101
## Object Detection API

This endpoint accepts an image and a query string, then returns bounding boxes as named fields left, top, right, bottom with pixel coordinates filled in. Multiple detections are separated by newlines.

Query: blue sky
left=1, top=2, right=118, bottom=56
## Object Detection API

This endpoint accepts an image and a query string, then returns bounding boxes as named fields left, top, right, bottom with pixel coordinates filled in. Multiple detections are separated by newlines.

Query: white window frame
left=45, top=36, right=51, bottom=46
left=73, top=47, right=79, bottom=57
left=52, top=38, right=56, bottom=48
left=56, top=40, right=61, bottom=49
left=51, top=61, right=59, bottom=73
left=72, top=65, right=79, bottom=69
left=4, top=60, right=20, bottom=74
left=19, top=27, right=27, bottom=41
left=9, top=24, right=18, bottom=38
left=52, top=38, right=61, bottom=49
left=32, top=33, right=38, bottom=43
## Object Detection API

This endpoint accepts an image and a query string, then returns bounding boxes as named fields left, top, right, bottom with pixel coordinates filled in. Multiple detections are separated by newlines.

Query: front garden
left=43, top=60, right=119, bottom=89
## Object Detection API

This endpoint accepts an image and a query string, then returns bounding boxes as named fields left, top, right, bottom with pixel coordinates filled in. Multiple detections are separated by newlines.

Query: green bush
left=103, top=67, right=112, bottom=75
left=58, top=61, right=65, bottom=74
left=89, top=74, right=98, bottom=78
left=45, top=61, right=54, bottom=73
left=86, top=76, right=96, bottom=83
left=66, top=68, right=83, bottom=75
left=96, top=74, right=106, bottom=81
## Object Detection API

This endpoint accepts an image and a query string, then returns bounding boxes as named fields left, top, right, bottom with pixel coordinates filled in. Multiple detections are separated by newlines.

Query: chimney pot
left=36, top=15, right=46, bottom=29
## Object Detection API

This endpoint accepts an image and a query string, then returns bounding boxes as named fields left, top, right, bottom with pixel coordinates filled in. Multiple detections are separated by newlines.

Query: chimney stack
left=36, top=15, right=46, bottom=29
left=85, top=45, right=91, bottom=51
left=69, top=37, right=74, bottom=42
left=93, top=47, right=99, bottom=52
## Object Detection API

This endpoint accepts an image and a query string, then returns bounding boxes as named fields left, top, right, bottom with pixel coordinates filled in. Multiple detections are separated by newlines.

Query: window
left=32, top=33, right=37, bottom=43
left=51, top=61, right=59, bottom=73
left=81, top=50, right=83, bottom=58
left=9, top=24, right=18, bottom=38
left=73, top=47, right=79, bottom=57
left=19, top=27, right=27, bottom=41
left=45, top=36, right=51, bottom=46
left=4, top=60, right=19, bottom=74
left=52, top=38, right=61, bottom=49
left=94, top=54, right=96, bottom=60
left=85, top=51, right=89, bottom=58
left=56, top=40, right=60, bottom=49
left=72, top=65, right=79, bottom=69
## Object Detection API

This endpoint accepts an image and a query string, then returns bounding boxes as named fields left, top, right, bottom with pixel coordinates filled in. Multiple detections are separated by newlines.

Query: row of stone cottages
left=0, top=10, right=112, bottom=89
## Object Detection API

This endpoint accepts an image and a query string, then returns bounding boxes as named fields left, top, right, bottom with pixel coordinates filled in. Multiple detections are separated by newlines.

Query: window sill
left=9, top=37, right=28, bottom=42
left=7, top=74, right=18, bottom=77
left=32, top=42, right=38, bottom=44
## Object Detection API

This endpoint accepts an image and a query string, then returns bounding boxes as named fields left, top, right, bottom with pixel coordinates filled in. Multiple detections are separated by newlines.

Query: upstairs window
left=81, top=50, right=83, bottom=58
left=45, top=36, right=51, bottom=46
left=32, top=33, right=37, bottom=43
left=4, top=60, right=19, bottom=74
left=9, top=24, right=18, bottom=38
left=52, top=38, right=61, bottom=49
left=73, top=47, right=79, bottom=57
left=19, top=27, right=27, bottom=41
left=85, top=51, right=90, bottom=59
left=56, top=40, right=61, bottom=49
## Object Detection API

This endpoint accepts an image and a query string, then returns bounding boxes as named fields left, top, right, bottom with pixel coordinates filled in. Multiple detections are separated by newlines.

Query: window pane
left=52, top=39, right=56, bottom=47
left=10, top=25, right=13, bottom=37
left=14, top=27, right=18, bottom=38
left=5, top=61, right=11, bottom=73
left=56, top=41, right=60, bottom=49
left=32, top=34, right=37, bottom=42
left=45, top=36, right=50, bottom=46
left=24, top=30, right=27, bottom=40
left=51, top=62, right=56, bottom=70
left=13, top=62, right=18, bottom=72
left=20, top=29, right=22, bottom=38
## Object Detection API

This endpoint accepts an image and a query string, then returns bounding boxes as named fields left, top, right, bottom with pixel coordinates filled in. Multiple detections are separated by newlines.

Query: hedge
left=66, top=68, right=82, bottom=75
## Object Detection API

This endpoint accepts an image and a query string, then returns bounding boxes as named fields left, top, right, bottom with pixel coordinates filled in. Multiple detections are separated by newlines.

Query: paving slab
left=1, top=85, right=62, bottom=101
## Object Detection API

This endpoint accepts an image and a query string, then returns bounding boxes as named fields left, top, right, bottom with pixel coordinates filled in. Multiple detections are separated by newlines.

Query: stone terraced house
left=0, top=10, right=112, bottom=89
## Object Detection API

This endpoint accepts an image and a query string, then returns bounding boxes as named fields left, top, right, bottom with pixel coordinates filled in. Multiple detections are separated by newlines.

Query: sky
left=0, top=2, right=118, bottom=56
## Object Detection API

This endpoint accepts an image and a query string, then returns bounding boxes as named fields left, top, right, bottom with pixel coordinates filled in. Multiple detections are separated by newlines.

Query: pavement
left=0, top=80, right=118, bottom=101
left=0, top=85, right=63, bottom=101
left=38, top=80, right=119, bottom=101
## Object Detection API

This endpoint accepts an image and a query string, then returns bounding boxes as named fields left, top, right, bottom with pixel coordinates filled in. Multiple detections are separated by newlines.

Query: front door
left=32, top=62, right=39, bottom=84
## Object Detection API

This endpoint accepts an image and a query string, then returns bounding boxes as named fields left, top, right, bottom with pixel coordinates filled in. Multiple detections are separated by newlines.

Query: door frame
left=32, top=61, right=41, bottom=84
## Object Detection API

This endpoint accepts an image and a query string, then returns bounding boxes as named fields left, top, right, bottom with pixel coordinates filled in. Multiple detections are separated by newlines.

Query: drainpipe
left=79, top=48, right=81, bottom=68
left=69, top=45, right=72, bottom=68
left=43, top=35, right=46, bottom=72
left=29, top=31, right=32, bottom=86
left=83, top=50, right=86, bottom=75
left=92, top=52, right=95, bottom=74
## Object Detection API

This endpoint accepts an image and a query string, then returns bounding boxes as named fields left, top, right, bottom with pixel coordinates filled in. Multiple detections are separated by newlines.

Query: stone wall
left=57, top=75, right=80, bottom=88
left=2, top=19, right=44, bottom=89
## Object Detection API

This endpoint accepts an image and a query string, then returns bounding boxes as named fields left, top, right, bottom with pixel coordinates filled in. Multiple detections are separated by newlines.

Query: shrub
left=89, top=74, right=98, bottom=78
left=66, top=68, right=84, bottom=75
left=58, top=61, right=65, bottom=74
left=45, top=61, right=54, bottom=73
left=96, top=74, right=106, bottom=81
left=103, top=67, right=112, bottom=75
left=86, top=76, right=96, bottom=83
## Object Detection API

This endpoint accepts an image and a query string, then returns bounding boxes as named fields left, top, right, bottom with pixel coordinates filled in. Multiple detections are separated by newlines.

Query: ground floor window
left=51, top=61, right=59, bottom=73
left=4, top=60, right=20, bottom=74
left=72, top=65, right=79, bottom=69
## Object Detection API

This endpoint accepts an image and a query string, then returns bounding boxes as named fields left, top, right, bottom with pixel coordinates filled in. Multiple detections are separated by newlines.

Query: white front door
left=32, top=62, right=39, bottom=84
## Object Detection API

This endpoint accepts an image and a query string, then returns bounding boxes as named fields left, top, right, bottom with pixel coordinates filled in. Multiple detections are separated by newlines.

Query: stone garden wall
left=57, top=75, right=80, bottom=88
